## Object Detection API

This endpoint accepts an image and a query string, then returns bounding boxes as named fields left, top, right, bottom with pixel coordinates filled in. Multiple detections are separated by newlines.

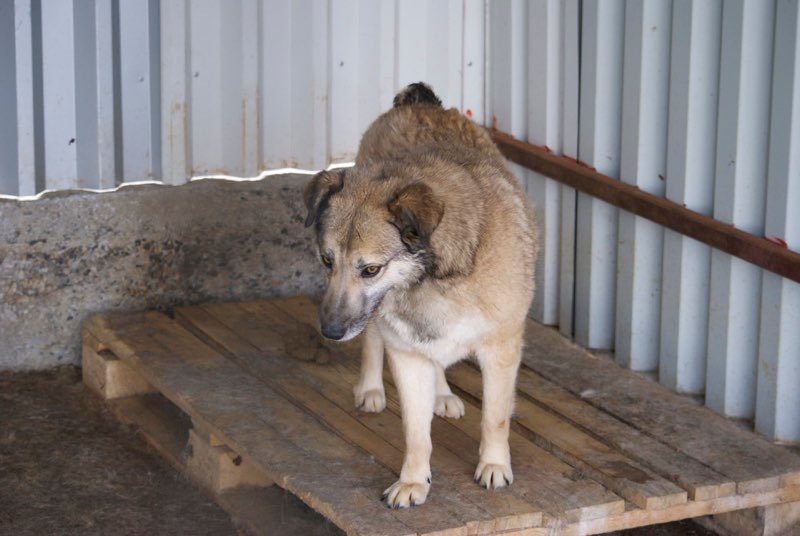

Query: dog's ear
left=304, top=169, right=344, bottom=227
left=387, top=182, right=444, bottom=251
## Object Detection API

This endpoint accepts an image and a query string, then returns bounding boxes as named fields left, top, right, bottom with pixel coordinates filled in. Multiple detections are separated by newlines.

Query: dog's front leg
left=354, top=322, right=386, bottom=412
left=383, top=349, right=436, bottom=508
left=474, top=335, right=522, bottom=489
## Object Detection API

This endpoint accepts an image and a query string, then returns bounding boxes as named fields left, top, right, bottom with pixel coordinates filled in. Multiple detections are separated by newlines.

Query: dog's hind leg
left=354, top=322, right=386, bottom=412
left=383, top=349, right=435, bottom=508
left=473, top=334, right=523, bottom=489
left=433, top=362, right=465, bottom=419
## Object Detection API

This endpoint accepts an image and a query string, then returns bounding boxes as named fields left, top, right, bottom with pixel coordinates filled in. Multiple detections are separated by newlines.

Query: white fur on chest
left=376, top=296, right=490, bottom=367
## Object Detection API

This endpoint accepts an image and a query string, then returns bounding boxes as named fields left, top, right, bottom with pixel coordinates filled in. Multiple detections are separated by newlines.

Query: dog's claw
left=382, top=480, right=430, bottom=509
left=474, top=462, right=513, bottom=490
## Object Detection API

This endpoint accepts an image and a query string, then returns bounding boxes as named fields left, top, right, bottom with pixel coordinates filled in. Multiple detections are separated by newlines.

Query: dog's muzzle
left=320, top=322, right=347, bottom=341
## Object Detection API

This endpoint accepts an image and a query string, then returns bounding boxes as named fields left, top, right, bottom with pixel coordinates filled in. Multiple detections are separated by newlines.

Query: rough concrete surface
left=1, top=367, right=719, bottom=536
left=0, top=174, right=324, bottom=370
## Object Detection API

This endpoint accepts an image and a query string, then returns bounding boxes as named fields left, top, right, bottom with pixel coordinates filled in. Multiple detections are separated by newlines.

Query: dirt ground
left=0, top=367, right=718, bottom=536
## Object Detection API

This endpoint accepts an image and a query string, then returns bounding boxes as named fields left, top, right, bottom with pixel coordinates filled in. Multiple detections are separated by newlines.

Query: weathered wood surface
left=83, top=296, right=800, bottom=535
left=519, top=321, right=800, bottom=494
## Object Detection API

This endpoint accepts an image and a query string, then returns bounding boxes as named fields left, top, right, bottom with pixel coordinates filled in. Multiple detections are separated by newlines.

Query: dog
left=304, top=82, right=538, bottom=508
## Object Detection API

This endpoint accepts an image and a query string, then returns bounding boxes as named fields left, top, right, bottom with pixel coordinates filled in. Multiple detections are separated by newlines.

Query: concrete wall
left=0, top=173, right=324, bottom=370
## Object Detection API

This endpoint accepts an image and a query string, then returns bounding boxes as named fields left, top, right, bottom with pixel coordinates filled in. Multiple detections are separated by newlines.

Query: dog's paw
left=382, top=480, right=430, bottom=509
left=434, top=394, right=465, bottom=419
left=354, top=387, right=386, bottom=413
left=474, top=462, right=513, bottom=489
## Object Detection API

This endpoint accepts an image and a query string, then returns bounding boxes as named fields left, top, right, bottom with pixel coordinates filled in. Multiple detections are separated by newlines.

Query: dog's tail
left=393, top=82, right=443, bottom=108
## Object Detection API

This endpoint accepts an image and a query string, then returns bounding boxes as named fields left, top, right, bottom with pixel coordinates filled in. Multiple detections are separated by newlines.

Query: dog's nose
left=321, top=323, right=347, bottom=341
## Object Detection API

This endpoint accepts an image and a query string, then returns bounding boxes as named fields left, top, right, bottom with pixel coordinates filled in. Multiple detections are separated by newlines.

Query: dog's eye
left=321, top=254, right=333, bottom=269
left=361, top=265, right=382, bottom=278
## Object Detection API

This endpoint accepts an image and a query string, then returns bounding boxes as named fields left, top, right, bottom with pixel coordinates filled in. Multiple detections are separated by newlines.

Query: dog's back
left=356, top=83, right=505, bottom=171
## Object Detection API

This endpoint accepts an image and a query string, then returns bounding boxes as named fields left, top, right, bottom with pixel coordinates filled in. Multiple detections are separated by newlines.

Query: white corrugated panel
left=756, top=0, right=800, bottom=443
left=706, top=0, right=774, bottom=418
left=615, top=0, right=670, bottom=371
left=558, top=0, right=581, bottom=338
left=0, top=1, right=18, bottom=195
left=659, top=0, right=720, bottom=394
left=574, top=0, right=624, bottom=350
left=526, top=0, right=564, bottom=327
left=2, top=0, right=798, bottom=442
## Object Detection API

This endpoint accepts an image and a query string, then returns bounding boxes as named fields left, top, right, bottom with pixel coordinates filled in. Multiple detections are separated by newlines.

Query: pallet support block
left=82, top=332, right=155, bottom=400
left=186, top=425, right=274, bottom=493
left=700, top=500, right=800, bottom=536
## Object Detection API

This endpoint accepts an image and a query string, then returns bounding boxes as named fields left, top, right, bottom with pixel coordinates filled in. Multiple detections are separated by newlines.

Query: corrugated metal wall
left=1, top=0, right=798, bottom=443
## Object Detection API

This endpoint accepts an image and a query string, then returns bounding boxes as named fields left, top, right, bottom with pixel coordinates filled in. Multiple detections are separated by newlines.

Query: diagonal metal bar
left=489, top=129, right=800, bottom=285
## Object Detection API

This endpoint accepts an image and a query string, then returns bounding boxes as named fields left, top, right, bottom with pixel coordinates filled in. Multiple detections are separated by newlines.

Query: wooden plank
left=84, top=312, right=419, bottom=536
left=268, top=296, right=626, bottom=524
left=145, top=307, right=471, bottom=536
left=568, top=485, right=800, bottom=536
left=176, top=301, right=546, bottom=534
left=520, top=320, right=800, bottom=494
left=513, top=366, right=735, bottom=501
left=111, top=393, right=372, bottom=536
left=446, top=364, right=687, bottom=511
left=247, top=300, right=621, bottom=527
left=85, top=298, right=800, bottom=535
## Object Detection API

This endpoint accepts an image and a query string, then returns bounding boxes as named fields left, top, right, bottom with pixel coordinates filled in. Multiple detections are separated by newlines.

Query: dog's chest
left=378, top=293, right=489, bottom=365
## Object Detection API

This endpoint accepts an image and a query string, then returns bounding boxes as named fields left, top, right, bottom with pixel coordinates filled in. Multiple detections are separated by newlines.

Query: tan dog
left=304, top=83, right=538, bottom=508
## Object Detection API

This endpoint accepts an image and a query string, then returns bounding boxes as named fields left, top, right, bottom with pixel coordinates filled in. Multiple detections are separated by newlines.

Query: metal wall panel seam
left=376, top=0, right=396, bottom=121
left=310, top=0, right=329, bottom=170
left=526, top=0, right=564, bottom=326
left=95, top=0, right=117, bottom=189
left=241, top=0, right=261, bottom=177
left=557, top=0, right=580, bottom=339
left=574, top=0, right=625, bottom=350
left=486, top=0, right=528, bottom=301
left=260, top=0, right=293, bottom=169
left=329, top=0, right=361, bottom=164
left=119, top=0, right=161, bottom=182
left=706, top=0, right=775, bottom=420
left=40, top=0, right=79, bottom=190
left=756, top=0, right=800, bottom=443
left=462, top=0, right=485, bottom=125
left=1, top=1, right=21, bottom=195
left=615, top=0, right=671, bottom=372
left=73, top=0, right=100, bottom=189
left=659, top=0, right=721, bottom=395
left=160, top=0, right=190, bottom=185
left=12, top=0, right=37, bottom=195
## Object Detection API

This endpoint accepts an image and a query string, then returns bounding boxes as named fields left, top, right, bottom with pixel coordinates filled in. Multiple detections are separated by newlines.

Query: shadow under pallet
left=82, top=296, right=800, bottom=536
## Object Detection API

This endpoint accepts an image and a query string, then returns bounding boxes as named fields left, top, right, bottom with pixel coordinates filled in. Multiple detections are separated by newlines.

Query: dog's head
left=304, top=168, right=444, bottom=341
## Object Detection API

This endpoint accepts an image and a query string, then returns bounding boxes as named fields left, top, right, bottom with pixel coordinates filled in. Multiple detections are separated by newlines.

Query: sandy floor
left=0, top=367, right=718, bottom=535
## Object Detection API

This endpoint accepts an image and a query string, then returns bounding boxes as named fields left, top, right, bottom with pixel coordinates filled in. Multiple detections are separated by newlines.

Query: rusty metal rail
left=489, top=130, right=800, bottom=285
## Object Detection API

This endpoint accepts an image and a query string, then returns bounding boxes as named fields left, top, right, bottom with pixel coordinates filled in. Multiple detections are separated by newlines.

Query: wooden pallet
left=82, top=296, right=800, bottom=536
